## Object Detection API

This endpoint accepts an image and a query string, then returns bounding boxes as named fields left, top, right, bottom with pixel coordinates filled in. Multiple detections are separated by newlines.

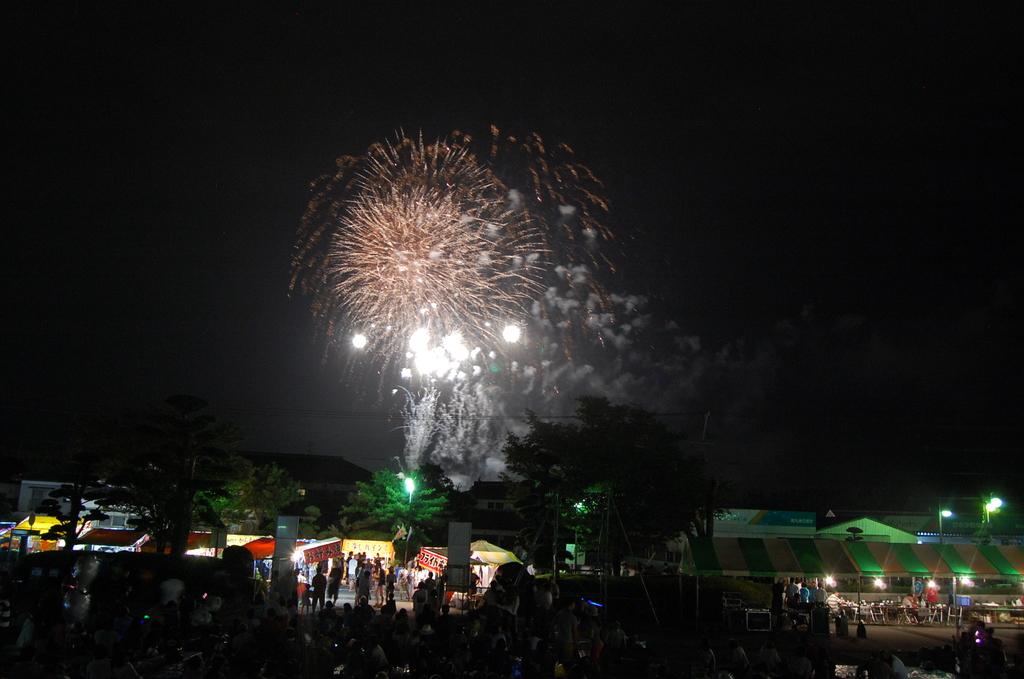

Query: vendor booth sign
left=418, top=547, right=448, bottom=573
left=300, top=538, right=343, bottom=563
left=341, top=539, right=395, bottom=560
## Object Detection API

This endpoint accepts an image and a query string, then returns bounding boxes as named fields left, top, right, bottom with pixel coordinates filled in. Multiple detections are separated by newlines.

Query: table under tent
left=680, top=537, right=1024, bottom=629
left=417, top=540, right=522, bottom=608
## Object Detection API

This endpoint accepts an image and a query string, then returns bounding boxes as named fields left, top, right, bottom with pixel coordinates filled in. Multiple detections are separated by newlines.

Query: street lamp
left=402, top=475, right=416, bottom=565
left=984, top=496, right=1003, bottom=524
left=939, top=509, right=953, bottom=544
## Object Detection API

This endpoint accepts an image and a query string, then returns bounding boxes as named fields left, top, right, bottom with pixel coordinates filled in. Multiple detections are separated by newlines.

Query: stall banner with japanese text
left=341, top=539, right=395, bottom=560
left=302, top=540, right=343, bottom=563
left=418, top=547, right=448, bottom=573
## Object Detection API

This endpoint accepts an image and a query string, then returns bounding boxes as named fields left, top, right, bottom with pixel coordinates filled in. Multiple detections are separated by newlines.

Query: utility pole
left=552, top=490, right=560, bottom=585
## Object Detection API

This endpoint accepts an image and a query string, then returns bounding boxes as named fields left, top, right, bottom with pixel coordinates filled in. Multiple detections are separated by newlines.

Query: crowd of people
left=292, top=552, right=457, bottom=613
left=694, top=619, right=1022, bottom=679
left=0, top=555, right=652, bottom=678
left=698, top=636, right=833, bottom=679
left=5, top=552, right=1024, bottom=679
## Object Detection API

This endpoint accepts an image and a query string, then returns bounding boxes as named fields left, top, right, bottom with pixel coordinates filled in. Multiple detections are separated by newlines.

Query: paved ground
left=641, top=623, right=1024, bottom=676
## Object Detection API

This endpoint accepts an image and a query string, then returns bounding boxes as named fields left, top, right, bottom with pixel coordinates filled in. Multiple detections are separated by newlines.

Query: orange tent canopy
left=244, top=537, right=275, bottom=560
left=141, top=532, right=212, bottom=553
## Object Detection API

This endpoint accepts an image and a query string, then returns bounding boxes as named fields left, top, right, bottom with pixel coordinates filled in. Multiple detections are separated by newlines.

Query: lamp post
left=984, top=496, right=1003, bottom=524
left=403, top=476, right=416, bottom=565
left=939, top=509, right=953, bottom=544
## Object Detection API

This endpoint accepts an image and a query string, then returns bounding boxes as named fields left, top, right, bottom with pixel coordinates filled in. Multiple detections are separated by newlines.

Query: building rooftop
left=239, top=450, right=371, bottom=488
left=469, top=480, right=511, bottom=501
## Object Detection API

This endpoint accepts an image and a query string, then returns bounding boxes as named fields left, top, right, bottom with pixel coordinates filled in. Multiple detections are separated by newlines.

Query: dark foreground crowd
left=0, top=569, right=654, bottom=679
left=695, top=619, right=1021, bottom=679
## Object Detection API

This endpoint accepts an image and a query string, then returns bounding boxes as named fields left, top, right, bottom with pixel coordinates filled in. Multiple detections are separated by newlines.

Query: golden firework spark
left=295, top=134, right=543, bottom=361
left=292, top=128, right=614, bottom=368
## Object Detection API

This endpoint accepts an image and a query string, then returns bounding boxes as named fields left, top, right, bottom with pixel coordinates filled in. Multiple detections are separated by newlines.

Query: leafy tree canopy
left=203, top=461, right=300, bottom=534
left=34, top=419, right=119, bottom=551
left=343, top=469, right=447, bottom=545
left=99, top=395, right=244, bottom=555
left=503, top=397, right=707, bottom=557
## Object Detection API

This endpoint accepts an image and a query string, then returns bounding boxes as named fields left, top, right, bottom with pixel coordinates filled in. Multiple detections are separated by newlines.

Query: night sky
left=5, top=5, right=1021, bottom=507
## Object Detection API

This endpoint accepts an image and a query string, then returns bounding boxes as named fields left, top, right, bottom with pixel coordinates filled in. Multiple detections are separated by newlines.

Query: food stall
left=74, top=528, right=149, bottom=552
left=1, top=515, right=65, bottom=558
left=680, top=537, right=1024, bottom=628
left=341, top=538, right=395, bottom=562
left=417, top=540, right=521, bottom=589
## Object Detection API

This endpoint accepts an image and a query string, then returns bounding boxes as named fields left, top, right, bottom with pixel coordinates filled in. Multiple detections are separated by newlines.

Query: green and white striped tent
left=681, top=537, right=1024, bottom=580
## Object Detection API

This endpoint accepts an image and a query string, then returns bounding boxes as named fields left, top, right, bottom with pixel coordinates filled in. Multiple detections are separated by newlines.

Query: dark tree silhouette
left=103, top=395, right=243, bottom=557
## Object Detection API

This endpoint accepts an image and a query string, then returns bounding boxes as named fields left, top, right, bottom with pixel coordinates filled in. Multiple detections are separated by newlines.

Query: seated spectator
left=788, top=645, right=814, bottom=679
left=729, top=638, right=750, bottom=677
left=756, top=639, right=782, bottom=673
left=699, top=638, right=717, bottom=675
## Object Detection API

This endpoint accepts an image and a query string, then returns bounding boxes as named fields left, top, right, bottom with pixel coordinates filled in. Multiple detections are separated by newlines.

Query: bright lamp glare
left=825, top=576, right=836, bottom=587
left=940, top=509, right=953, bottom=518
left=409, top=328, right=430, bottom=353
left=291, top=550, right=303, bottom=562
left=927, top=580, right=937, bottom=589
left=987, top=497, right=1003, bottom=511
left=873, top=578, right=886, bottom=589
left=502, top=324, right=521, bottom=343
left=352, top=333, right=368, bottom=349
left=404, top=477, right=416, bottom=494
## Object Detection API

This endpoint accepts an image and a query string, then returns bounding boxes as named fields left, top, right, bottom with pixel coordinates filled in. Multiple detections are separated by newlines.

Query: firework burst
left=294, top=134, right=545, bottom=364
left=293, top=127, right=616, bottom=381
left=294, top=127, right=623, bottom=478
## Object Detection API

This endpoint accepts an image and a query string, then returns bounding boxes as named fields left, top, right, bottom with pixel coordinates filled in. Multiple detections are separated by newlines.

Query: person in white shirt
left=347, top=556, right=359, bottom=591
left=785, top=578, right=800, bottom=604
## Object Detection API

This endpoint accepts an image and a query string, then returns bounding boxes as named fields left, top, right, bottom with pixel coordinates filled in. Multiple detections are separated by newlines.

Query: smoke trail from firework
left=398, top=381, right=507, bottom=486
left=401, top=387, right=440, bottom=465
left=294, top=127, right=625, bottom=478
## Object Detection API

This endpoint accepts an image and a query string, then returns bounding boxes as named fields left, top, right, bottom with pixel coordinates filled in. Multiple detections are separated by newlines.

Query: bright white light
left=940, top=509, right=953, bottom=518
left=291, top=549, right=303, bottom=563
left=927, top=580, right=937, bottom=589
left=442, top=332, right=469, bottom=361
left=409, top=328, right=430, bottom=353
left=961, top=577, right=974, bottom=587
left=400, top=368, right=412, bottom=379
left=502, top=324, right=522, bottom=343
left=414, top=349, right=441, bottom=376
left=351, top=333, right=368, bottom=349
left=873, top=578, right=886, bottom=589
left=404, top=477, right=416, bottom=495
left=824, top=576, right=836, bottom=587
left=987, top=497, right=1003, bottom=511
